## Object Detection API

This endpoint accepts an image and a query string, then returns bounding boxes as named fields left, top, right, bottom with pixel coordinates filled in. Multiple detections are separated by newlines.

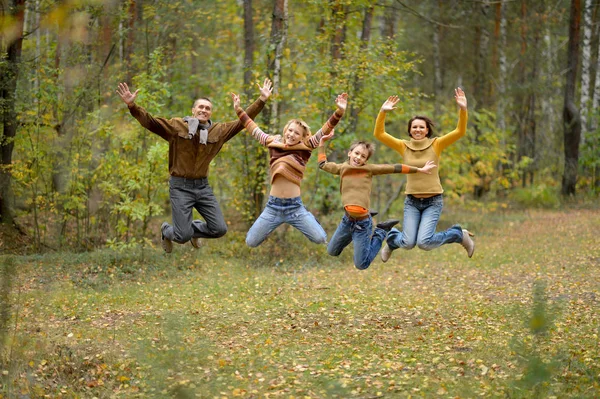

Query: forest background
left=1, top=0, right=599, bottom=252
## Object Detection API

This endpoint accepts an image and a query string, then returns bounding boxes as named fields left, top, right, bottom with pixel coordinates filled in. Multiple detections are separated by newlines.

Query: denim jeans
left=327, top=215, right=387, bottom=270
left=246, top=196, right=327, bottom=247
left=387, top=194, right=462, bottom=251
left=163, top=176, right=228, bottom=243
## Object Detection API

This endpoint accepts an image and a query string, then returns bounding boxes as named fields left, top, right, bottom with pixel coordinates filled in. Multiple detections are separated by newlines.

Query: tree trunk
left=562, top=0, right=582, bottom=196
left=579, top=0, right=593, bottom=142
left=240, top=0, right=267, bottom=221
left=330, top=0, right=347, bottom=62
left=515, top=0, right=538, bottom=188
left=263, top=0, right=287, bottom=135
left=432, top=0, right=443, bottom=118
left=495, top=0, right=507, bottom=133
left=0, top=0, right=26, bottom=224
left=473, top=1, right=490, bottom=111
left=592, top=20, right=600, bottom=131
left=380, top=0, right=398, bottom=39
left=348, top=4, right=374, bottom=134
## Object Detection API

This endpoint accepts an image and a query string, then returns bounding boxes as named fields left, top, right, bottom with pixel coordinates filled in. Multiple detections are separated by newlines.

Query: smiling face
left=409, top=118, right=429, bottom=140
left=348, top=144, right=370, bottom=167
left=191, top=98, right=213, bottom=123
left=282, top=120, right=310, bottom=146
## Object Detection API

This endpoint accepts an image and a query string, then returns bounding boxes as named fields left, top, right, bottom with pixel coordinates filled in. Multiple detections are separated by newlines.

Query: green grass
left=1, top=208, right=599, bottom=398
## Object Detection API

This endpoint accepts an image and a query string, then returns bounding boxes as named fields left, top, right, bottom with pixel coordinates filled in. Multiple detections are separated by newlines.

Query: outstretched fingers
left=381, top=95, right=399, bottom=112
left=230, top=92, right=241, bottom=108
left=336, top=92, right=348, bottom=110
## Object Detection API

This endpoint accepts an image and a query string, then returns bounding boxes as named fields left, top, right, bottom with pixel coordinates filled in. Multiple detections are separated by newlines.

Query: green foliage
left=509, top=184, right=562, bottom=209
left=508, top=280, right=561, bottom=398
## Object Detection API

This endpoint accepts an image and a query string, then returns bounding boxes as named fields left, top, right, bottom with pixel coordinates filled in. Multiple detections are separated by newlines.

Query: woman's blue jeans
left=327, top=215, right=387, bottom=270
left=386, top=194, right=462, bottom=251
left=246, top=196, right=327, bottom=247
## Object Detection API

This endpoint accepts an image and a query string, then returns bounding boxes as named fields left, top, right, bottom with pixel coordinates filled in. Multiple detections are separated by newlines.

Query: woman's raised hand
left=380, top=95, right=399, bottom=112
left=455, top=87, right=467, bottom=110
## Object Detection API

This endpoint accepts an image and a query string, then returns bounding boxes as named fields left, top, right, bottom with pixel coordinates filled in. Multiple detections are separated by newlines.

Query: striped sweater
left=318, top=146, right=418, bottom=210
left=235, top=105, right=344, bottom=186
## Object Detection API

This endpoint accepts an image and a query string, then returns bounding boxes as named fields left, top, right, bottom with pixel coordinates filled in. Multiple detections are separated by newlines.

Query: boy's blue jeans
left=246, top=196, right=327, bottom=247
left=327, top=214, right=386, bottom=270
left=386, top=194, right=462, bottom=251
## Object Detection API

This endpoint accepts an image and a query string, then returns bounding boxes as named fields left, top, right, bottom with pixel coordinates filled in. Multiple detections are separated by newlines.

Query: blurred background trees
left=0, top=0, right=597, bottom=250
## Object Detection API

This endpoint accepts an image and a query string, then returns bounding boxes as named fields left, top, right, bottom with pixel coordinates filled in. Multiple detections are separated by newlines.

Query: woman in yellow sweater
left=374, top=88, right=475, bottom=262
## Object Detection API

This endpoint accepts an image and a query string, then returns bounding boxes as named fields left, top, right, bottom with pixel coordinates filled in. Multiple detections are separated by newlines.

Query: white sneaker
left=461, top=229, right=475, bottom=258
left=161, top=222, right=173, bottom=253
left=190, top=237, right=203, bottom=249
left=381, top=243, right=393, bottom=263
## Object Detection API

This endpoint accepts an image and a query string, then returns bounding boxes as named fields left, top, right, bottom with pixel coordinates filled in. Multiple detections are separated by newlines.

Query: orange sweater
left=318, top=147, right=417, bottom=210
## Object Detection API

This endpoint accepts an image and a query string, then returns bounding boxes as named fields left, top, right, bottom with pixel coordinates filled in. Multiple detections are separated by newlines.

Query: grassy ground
left=0, top=208, right=599, bottom=398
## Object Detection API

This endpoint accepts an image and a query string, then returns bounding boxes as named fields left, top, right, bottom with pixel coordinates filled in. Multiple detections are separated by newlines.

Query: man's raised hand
left=116, top=82, right=139, bottom=106
left=258, top=78, right=273, bottom=102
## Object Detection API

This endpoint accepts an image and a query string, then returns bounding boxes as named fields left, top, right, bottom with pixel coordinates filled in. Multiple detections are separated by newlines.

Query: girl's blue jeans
left=387, top=194, right=462, bottom=251
left=246, top=196, right=327, bottom=247
left=327, top=214, right=387, bottom=270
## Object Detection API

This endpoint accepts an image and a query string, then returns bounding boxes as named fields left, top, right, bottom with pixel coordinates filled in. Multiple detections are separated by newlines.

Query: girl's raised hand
left=381, top=95, right=399, bottom=112
left=418, top=160, right=437, bottom=175
left=230, top=92, right=241, bottom=109
left=455, top=87, right=467, bottom=110
left=335, top=93, right=348, bottom=111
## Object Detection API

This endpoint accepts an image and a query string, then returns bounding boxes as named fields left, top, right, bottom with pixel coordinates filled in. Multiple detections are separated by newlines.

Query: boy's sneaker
left=461, top=229, right=475, bottom=258
left=190, top=237, right=203, bottom=249
left=161, top=222, right=173, bottom=253
left=376, top=219, right=400, bottom=232
left=381, top=243, right=393, bottom=263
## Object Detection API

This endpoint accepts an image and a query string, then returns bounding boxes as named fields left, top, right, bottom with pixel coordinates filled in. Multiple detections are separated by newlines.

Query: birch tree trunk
left=579, top=0, right=593, bottom=143
left=561, top=0, right=582, bottom=196
left=592, top=21, right=600, bottom=131
left=0, top=0, right=26, bottom=224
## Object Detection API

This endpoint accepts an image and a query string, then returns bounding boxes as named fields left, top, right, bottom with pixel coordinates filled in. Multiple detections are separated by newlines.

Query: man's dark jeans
left=162, top=176, right=228, bottom=243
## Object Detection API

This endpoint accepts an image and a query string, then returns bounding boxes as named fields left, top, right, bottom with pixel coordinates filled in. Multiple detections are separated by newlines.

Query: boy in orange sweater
left=318, top=134, right=436, bottom=269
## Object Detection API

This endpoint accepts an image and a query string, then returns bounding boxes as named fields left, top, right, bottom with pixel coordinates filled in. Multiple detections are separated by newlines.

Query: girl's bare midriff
left=270, top=175, right=301, bottom=198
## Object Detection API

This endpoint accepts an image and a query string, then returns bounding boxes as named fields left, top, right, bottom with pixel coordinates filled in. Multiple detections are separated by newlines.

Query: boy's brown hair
left=348, top=141, right=375, bottom=160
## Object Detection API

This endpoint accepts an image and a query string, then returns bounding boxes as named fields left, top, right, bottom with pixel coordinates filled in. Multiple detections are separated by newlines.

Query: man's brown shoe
left=161, top=222, right=173, bottom=253
left=190, top=237, right=203, bottom=249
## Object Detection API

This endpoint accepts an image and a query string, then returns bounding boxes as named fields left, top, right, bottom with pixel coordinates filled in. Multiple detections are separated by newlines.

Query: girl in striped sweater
left=231, top=91, right=347, bottom=247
